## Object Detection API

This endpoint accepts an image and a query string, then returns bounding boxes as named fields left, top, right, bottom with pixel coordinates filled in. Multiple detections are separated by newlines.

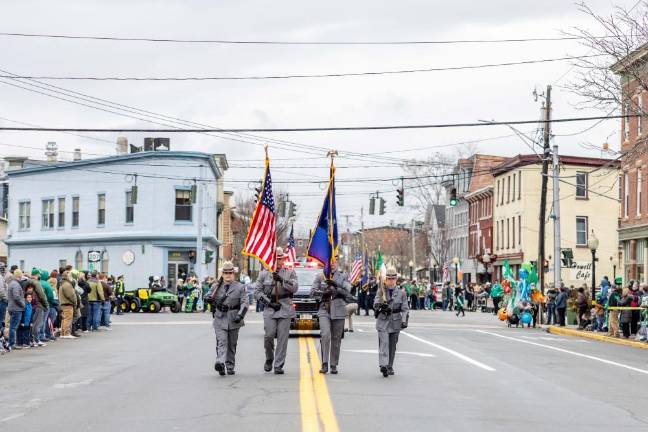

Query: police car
left=289, top=261, right=322, bottom=333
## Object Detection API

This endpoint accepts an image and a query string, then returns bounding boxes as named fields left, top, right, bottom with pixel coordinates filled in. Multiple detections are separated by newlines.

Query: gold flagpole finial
left=264, top=145, right=269, bottom=160
left=326, top=149, right=338, bottom=164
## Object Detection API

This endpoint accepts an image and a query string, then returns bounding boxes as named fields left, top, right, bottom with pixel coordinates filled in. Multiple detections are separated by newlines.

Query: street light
left=431, top=257, right=438, bottom=282
left=452, top=256, right=460, bottom=285
left=588, top=230, right=599, bottom=302
left=408, top=260, right=414, bottom=280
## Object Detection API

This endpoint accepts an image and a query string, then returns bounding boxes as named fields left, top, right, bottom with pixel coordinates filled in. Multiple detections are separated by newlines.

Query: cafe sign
left=568, top=262, right=592, bottom=281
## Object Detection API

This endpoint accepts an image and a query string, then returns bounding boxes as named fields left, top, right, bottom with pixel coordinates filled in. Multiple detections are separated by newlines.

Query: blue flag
left=306, top=161, right=338, bottom=279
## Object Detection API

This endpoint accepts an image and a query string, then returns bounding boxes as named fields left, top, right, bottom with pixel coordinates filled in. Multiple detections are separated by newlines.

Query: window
left=512, top=217, right=516, bottom=247
left=576, top=172, right=588, bottom=198
left=576, top=217, right=588, bottom=246
left=500, top=180, right=504, bottom=205
left=506, top=218, right=510, bottom=249
left=58, top=197, right=65, bottom=228
left=518, top=215, right=521, bottom=246
left=125, top=191, right=134, bottom=223
left=97, top=194, right=106, bottom=225
left=175, top=188, right=192, bottom=221
left=518, top=170, right=522, bottom=200
left=496, top=180, right=500, bottom=206
left=638, top=170, right=643, bottom=216
left=625, top=100, right=631, bottom=140
left=512, top=173, right=516, bottom=202
left=507, top=176, right=511, bottom=203
left=72, top=196, right=79, bottom=227
left=42, top=199, right=55, bottom=229
left=59, top=259, right=67, bottom=269
left=18, top=201, right=30, bottom=230
left=496, top=220, right=499, bottom=250
left=625, top=173, right=630, bottom=218
left=639, top=92, right=644, bottom=135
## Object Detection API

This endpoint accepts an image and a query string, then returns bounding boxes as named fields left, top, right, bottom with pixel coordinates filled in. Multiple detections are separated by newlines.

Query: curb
left=547, top=326, right=648, bottom=350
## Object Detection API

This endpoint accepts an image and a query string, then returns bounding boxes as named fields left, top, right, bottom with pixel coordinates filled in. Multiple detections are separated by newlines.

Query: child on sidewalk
left=17, top=292, right=33, bottom=348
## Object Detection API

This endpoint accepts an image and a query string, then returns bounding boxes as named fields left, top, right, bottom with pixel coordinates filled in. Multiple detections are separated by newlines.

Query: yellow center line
left=298, top=334, right=340, bottom=432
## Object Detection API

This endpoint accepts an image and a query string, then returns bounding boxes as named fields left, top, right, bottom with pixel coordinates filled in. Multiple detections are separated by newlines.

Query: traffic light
left=449, top=188, right=458, bottom=207
left=396, top=188, right=404, bottom=207
left=369, top=197, right=376, bottom=215
left=288, top=201, right=297, bottom=218
left=204, top=250, right=214, bottom=264
left=379, top=198, right=386, bottom=215
left=189, top=250, right=196, bottom=264
left=561, top=249, right=574, bottom=267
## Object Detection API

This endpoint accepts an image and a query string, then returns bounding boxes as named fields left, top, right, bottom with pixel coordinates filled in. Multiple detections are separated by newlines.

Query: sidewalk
left=547, top=325, right=648, bottom=350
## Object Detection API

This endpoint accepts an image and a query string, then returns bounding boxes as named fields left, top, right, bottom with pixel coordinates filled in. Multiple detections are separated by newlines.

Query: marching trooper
left=374, top=267, right=410, bottom=378
left=311, top=258, right=352, bottom=374
left=253, top=247, right=298, bottom=374
left=205, top=261, right=249, bottom=376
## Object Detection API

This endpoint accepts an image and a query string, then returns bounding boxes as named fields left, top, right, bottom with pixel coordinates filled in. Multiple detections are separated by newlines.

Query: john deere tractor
left=124, top=288, right=181, bottom=313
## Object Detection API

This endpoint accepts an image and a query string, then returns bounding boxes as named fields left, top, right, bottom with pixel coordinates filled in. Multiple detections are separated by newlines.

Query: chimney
left=116, top=137, right=128, bottom=155
left=45, top=141, right=58, bottom=162
left=73, top=149, right=82, bottom=161
left=4, top=156, right=28, bottom=171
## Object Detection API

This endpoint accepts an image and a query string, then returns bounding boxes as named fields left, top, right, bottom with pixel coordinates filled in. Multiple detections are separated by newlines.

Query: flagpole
left=326, top=149, right=338, bottom=281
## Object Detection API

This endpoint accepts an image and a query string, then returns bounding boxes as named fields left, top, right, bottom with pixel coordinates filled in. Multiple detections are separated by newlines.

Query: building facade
left=492, top=154, right=619, bottom=287
left=614, top=45, right=648, bottom=283
left=6, top=151, right=223, bottom=289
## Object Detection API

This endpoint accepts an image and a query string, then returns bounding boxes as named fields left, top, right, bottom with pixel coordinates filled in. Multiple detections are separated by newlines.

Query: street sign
left=88, top=250, right=101, bottom=262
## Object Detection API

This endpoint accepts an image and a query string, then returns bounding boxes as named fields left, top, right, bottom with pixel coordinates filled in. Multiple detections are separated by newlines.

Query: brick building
left=465, top=155, right=507, bottom=283
left=613, top=44, right=648, bottom=283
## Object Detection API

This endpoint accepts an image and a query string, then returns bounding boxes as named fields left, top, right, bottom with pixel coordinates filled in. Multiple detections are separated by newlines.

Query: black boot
left=264, top=359, right=273, bottom=372
left=388, top=367, right=394, bottom=376
left=214, top=362, right=225, bottom=376
left=330, top=366, right=338, bottom=375
left=274, top=368, right=284, bottom=375
left=380, top=366, right=389, bottom=377
left=226, top=369, right=235, bottom=375
left=319, top=363, right=329, bottom=374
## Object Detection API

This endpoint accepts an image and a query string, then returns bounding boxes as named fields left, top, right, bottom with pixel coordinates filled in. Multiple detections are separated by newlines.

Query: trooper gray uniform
left=253, top=260, right=298, bottom=373
left=206, top=269, right=249, bottom=376
left=311, top=269, right=352, bottom=373
left=374, top=270, right=409, bottom=377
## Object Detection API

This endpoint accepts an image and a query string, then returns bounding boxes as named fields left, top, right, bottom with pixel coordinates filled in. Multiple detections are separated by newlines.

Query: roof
left=6, top=151, right=223, bottom=179
left=492, top=154, right=618, bottom=176
left=611, top=42, right=648, bottom=74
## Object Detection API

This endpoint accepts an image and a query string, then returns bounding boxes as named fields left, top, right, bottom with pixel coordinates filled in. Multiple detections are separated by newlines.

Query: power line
left=0, top=114, right=633, bottom=133
left=1, top=55, right=601, bottom=81
left=0, top=31, right=611, bottom=45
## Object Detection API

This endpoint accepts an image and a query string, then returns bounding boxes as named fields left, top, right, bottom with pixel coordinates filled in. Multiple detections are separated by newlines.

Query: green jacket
left=59, top=278, right=78, bottom=307
left=88, top=278, right=105, bottom=302
left=114, top=280, right=125, bottom=295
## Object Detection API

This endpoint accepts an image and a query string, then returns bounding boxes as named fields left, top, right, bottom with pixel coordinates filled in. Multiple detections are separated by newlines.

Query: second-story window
left=576, top=216, right=588, bottom=246
left=58, top=197, right=65, bottom=228
left=97, top=193, right=106, bottom=225
left=639, top=92, right=644, bottom=136
left=518, top=170, right=522, bottom=200
left=42, top=199, right=54, bottom=229
left=19, top=201, right=30, bottom=230
left=72, top=197, right=79, bottom=227
left=512, top=173, right=516, bottom=202
left=638, top=170, right=643, bottom=216
left=625, top=100, right=631, bottom=140
left=576, top=172, right=588, bottom=199
left=175, top=188, right=192, bottom=221
left=507, top=176, right=511, bottom=203
left=625, top=173, right=630, bottom=218
left=125, top=190, right=134, bottom=223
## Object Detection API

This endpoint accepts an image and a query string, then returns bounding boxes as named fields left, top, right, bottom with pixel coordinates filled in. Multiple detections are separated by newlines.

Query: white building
left=6, top=151, right=223, bottom=289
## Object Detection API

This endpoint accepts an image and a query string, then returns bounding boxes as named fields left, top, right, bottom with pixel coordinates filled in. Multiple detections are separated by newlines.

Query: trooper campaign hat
left=221, top=261, right=235, bottom=273
left=386, top=267, right=398, bottom=279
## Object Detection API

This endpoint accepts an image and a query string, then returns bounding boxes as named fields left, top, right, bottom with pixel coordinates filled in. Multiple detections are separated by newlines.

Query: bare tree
left=567, top=1, right=648, bottom=112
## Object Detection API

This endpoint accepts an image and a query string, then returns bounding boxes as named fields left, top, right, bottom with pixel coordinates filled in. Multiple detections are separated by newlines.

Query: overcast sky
left=0, top=0, right=639, bottom=236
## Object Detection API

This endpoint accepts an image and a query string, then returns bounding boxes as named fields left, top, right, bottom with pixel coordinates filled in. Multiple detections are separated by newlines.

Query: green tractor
left=124, top=288, right=182, bottom=313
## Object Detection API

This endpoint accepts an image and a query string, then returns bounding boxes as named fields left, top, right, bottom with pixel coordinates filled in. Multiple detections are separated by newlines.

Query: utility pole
left=552, top=144, right=561, bottom=292
left=538, top=85, right=552, bottom=296
left=195, top=180, right=203, bottom=282
left=411, top=218, right=416, bottom=273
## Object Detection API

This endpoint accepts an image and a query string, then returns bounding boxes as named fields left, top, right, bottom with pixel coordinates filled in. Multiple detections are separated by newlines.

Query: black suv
left=290, top=267, right=322, bottom=332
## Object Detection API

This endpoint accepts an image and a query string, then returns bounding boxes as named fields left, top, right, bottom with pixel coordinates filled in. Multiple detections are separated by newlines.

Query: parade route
left=2, top=310, right=648, bottom=432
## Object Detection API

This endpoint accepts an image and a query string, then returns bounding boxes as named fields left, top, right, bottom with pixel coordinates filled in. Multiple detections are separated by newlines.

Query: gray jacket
left=374, top=284, right=410, bottom=333
left=6, top=274, right=25, bottom=312
left=207, top=280, right=249, bottom=330
left=0, top=273, right=6, bottom=302
left=555, top=291, right=568, bottom=309
left=253, top=267, right=298, bottom=319
left=311, top=270, right=352, bottom=320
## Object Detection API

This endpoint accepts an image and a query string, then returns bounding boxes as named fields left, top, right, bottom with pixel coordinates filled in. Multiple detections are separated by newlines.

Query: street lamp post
left=408, top=260, right=414, bottom=280
left=430, top=257, right=438, bottom=283
left=588, top=231, right=599, bottom=303
left=452, top=256, right=460, bottom=285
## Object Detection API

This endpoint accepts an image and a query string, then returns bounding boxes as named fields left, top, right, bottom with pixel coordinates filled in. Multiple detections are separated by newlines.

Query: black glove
left=272, top=272, right=283, bottom=282
left=324, top=286, right=335, bottom=297
left=270, top=302, right=282, bottom=312
left=233, top=314, right=243, bottom=324
left=378, top=303, right=391, bottom=313
left=401, top=322, right=408, bottom=329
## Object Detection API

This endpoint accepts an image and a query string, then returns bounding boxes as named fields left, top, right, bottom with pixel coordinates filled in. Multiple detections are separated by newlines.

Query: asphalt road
left=2, top=309, right=648, bottom=432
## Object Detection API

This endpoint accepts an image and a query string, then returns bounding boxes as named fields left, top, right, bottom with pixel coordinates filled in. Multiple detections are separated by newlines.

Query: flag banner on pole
left=285, top=225, right=297, bottom=265
left=350, top=251, right=363, bottom=284
left=360, top=248, right=369, bottom=288
left=306, top=158, right=338, bottom=279
left=375, top=250, right=386, bottom=282
left=242, top=153, right=277, bottom=272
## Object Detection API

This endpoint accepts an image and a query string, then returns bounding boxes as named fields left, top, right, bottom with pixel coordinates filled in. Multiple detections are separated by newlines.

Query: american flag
left=242, top=156, right=277, bottom=271
left=285, top=225, right=297, bottom=264
left=350, top=251, right=363, bottom=284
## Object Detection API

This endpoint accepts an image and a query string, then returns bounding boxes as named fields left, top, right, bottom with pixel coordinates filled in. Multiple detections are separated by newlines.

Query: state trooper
left=374, top=267, right=410, bottom=378
left=311, top=258, right=352, bottom=374
left=205, top=261, right=249, bottom=376
left=253, top=247, right=298, bottom=374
